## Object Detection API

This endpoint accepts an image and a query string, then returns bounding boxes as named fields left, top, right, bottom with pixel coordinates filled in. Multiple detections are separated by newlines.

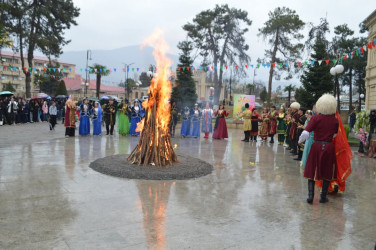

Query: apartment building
left=0, top=50, right=76, bottom=97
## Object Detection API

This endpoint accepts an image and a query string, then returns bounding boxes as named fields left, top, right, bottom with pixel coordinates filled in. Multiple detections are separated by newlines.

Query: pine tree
left=258, top=7, right=305, bottom=105
left=295, top=19, right=332, bottom=109
left=171, top=41, right=197, bottom=111
left=55, top=80, right=68, bottom=96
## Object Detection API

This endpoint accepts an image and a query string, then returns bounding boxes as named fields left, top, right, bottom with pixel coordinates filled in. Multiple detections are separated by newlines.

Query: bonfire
left=127, top=30, right=178, bottom=167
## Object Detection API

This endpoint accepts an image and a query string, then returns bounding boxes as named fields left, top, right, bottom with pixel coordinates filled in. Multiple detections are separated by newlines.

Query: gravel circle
left=89, top=154, right=213, bottom=180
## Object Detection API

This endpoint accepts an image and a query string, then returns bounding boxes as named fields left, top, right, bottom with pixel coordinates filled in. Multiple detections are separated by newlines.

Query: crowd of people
left=0, top=96, right=67, bottom=126
left=2, top=93, right=375, bottom=204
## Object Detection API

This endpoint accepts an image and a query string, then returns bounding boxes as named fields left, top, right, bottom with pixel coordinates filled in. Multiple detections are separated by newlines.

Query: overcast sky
left=63, top=0, right=375, bottom=87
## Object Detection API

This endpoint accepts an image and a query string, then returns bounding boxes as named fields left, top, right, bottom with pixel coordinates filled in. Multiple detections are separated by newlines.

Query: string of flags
left=1, top=39, right=375, bottom=75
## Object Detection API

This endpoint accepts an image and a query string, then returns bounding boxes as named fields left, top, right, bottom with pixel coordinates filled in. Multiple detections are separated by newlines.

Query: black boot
left=294, top=150, right=303, bottom=161
left=307, top=180, right=315, bottom=204
left=254, top=136, right=257, bottom=142
left=241, top=132, right=246, bottom=141
left=270, top=135, right=274, bottom=143
left=320, top=180, right=330, bottom=203
left=242, top=131, right=249, bottom=142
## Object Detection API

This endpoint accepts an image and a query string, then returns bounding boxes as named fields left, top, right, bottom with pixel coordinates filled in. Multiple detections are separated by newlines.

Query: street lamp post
left=81, top=82, right=89, bottom=97
left=85, top=50, right=92, bottom=97
left=358, top=92, right=366, bottom=154
left=122, top=62, right=134, bottom=100
left=359, top=93, right=364, bottom=112
left=330, top=64, right=344, bottom=113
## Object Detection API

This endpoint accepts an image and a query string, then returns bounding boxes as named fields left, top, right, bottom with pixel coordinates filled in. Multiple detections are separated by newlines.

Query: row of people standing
left=64, top=97, right=146, bottom=137
left=171, top=102, right=229, bottom=139
left=240, top=105, right=284, bottom=143
left=0, top=97, right=57, bottom=125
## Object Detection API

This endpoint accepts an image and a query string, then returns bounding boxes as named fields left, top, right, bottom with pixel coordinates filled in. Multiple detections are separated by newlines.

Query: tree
left=118, top=80, right=125, bottom=88
left=1, top=0, right=80, bottom=98
left=171, top=41, right=197, bottom=111
left=33, top=62, right=63, bottom=96
left=283, top=84, right=295, bottom=105
left=139, top=72, right=151, bottom=87
left=295, top=19, right=332, bottom=109
left=260, top=87, right=268, bottom=103
left=332, top=24, right=368, bottom=114
left=275, top=85, right=282, bottom=95
left=183, top=4, right=252, bottom=104
left=258, top=7, right=305, bottom=105
left=0, top=25, right=13, bottom=48
left=3, top=82, right=16, bottom=92
left=55, top=80, right=68, bottom=96
left=89, top=64, right=111, bottom=98
left=353, top=37, right=368, bottom=111
left=246, top=83, right=255, bottom=95
left=126, top=78, right=137, bottom=100
left=332, top=24, right=356, bottom=113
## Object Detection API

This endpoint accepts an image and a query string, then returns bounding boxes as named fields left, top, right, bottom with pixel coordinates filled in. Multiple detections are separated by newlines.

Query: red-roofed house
left=63, top=74, right=126, bottom=98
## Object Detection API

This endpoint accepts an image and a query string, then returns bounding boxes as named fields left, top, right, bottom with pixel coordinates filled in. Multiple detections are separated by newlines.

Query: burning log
left=127, top=92, right=177, bottom=167
left=127, top=30, right=177, bottom=167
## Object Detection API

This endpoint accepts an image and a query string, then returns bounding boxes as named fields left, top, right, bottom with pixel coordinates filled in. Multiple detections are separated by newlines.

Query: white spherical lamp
left=360, top=94, right=364, bottom=99
left=335, top=64, right=344, bottom=74
left=330, top=67, right=337, bottom=76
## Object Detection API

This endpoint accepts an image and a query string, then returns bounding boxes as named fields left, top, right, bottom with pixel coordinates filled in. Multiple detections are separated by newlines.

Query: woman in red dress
left=298, top=94, right=338, bottom=204
left=268, top=105, right=278, bottom=143
left=213, top=104, right=229, bottom=139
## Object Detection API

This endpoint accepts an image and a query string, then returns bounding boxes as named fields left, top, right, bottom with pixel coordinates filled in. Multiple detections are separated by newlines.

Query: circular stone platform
left=89, top=154, right=213, bottom=180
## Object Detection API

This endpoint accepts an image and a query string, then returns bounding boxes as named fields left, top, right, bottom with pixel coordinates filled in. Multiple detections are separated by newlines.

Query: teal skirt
left=301, top=133, right=314, bottom=170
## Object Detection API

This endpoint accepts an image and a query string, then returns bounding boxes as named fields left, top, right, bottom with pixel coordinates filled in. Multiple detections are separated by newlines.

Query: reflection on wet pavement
left=0, top=124, right=375, bottom=249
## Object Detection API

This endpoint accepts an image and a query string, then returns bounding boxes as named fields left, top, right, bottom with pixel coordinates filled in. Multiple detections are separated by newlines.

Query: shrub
left=343, top=124, right=350, bottom=139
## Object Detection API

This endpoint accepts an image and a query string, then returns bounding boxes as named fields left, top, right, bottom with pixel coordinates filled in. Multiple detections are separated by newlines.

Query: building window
left=1, top=57, right=10, bottom=63
left=1, top=75, right=9, bottom=80
left=141, top=92, right=144, bottom=97
left=135, top=92, right=139, bottom=98
left=12, top=59, right=19, bottom=64
left=34, top=62, right=45, bottom=67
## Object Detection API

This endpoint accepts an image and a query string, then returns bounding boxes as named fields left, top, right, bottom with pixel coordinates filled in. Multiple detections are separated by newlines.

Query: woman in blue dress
left=301, top=109, right=314, bottom=170
left=190, top=104, right=201, bottom=138
left=201, top=102, right=213, bottom=138
left=92, top=102, right=102, bottom=135
left=79, top=98, right=91, bottom=136
left=129, top=99, right=144, bottom=136
left=180, top=107, right=191, bottom=137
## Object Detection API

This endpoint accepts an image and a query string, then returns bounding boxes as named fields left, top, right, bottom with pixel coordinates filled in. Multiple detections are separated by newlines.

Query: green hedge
left=343, top=125, right=350, bottom=139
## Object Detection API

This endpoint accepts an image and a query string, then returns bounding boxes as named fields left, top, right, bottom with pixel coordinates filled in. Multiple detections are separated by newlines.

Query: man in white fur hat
left=289, top=102, right=301, bottom=155
left=298, top=94, right=339, bottom=204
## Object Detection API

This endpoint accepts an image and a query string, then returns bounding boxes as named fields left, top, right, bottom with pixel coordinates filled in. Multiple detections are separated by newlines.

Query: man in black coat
left=103, top=98, right=117, bottom=135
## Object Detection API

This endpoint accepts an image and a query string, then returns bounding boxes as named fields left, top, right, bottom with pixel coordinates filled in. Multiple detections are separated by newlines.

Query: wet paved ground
left=0, top=122, right=375, bottom=249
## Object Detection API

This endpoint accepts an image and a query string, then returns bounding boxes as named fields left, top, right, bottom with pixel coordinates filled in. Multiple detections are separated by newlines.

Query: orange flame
left=136, top=119, right=144, bottom=132
left=137, top=29, right=172, bottom=136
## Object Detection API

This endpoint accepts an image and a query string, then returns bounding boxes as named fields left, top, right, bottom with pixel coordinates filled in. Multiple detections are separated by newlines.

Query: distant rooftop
left=0, top=50, right=75, bottom=66
left=63, top=74, right=125, bottom=94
